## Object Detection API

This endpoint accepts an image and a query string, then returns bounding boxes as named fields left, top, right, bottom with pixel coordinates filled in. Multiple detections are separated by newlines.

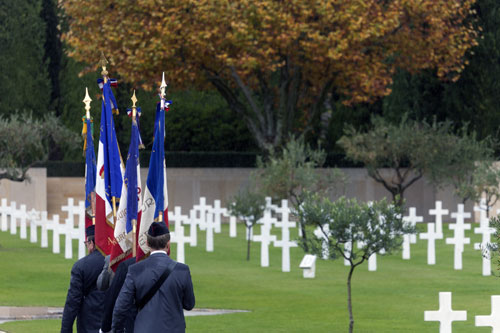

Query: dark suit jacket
left=100, top=257, right=136, bottom=332
left=112, top=252, right=195, bottom=333
left=61, top=250, right=105, bottom=333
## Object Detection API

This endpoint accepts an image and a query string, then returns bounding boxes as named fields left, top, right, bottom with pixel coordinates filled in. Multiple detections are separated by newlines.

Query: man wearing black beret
left=61, top=225, right=105, bottom=332
left=112, top=221, right=195, bottom=333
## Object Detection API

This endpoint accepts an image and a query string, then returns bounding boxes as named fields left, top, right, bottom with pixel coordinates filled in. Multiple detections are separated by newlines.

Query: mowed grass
left=0, top=221, right=499, bottom=332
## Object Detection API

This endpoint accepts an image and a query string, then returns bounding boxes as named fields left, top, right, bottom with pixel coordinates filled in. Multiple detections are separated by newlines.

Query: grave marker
left=19, top=204, right=27, bottom=239
left=169, top=206, right=190, bottom=263
left=229, top=216, right=237, bottom=238
left=475, top=295, right=500, bottom=332
left=424, top=292, right=467, bottom=333
left=446, top=204, right=471, bottom=270
left=0, top=198, right=10, bottom=232
left=9, top=201, right=17, bottom=235
left=404, top=207, right=423, bottom=243
left=429, top=201, right=448, bottom=238
left=252, top=198, right=277, bottom=267
left=314, top=224, right=329, bottom=260
left=273, top=200, right=297, bottom=272
left=420, top=223, right=438, bottom=265
left=299, top=254, right=317, bottom=278
left=28, top=208, right=40, bottom=243
left=211, top=200, right=226, bottom=234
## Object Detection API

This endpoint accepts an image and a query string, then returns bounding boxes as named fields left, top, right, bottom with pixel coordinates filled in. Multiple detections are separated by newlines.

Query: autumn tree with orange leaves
left=62, top=0, right=478, bottom=151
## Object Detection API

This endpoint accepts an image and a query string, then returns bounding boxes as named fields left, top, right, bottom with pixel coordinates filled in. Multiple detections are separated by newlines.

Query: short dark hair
left=86, top=235, right=95, bottom=244
left=147, top=233, right=170, bottom=250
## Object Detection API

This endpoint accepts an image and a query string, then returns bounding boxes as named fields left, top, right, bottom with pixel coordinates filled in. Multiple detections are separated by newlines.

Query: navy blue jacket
left=100, top=257, right=136, bottom=332
left=61, top=250, right=105, bottom=333
left=112, top=252, right=195, bottom=333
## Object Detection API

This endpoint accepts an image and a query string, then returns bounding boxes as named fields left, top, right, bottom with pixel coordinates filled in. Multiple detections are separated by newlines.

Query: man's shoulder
left=74, top=250, right=104, bottom=268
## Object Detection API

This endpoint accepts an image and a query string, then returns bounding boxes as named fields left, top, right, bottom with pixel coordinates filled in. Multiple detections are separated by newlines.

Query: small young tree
left=256, top=136, right=348, bottom=250
left=229, top=187, right=266, bottom=261
left=338, top=116, right=492, bottom=207
left=297, top=194, right=415, bottom=333
left=0, top=112, right=79, bottom=182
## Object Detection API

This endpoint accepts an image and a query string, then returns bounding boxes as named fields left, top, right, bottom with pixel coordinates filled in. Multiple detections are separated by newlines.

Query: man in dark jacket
left=99, top=257, right=136, bottom=333
left=61, top=225, right=105, bottom=333
left=112, top=222, right=195, bottom=333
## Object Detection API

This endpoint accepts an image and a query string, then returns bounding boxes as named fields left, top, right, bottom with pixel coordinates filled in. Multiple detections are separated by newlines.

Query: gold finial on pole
left=99, top=52, right=109, bottom=83
left=160, top=72, right=167, bottom=99
left=131, top=90, right=138, bottom=120
left=83, top=87, right=92, bottom=120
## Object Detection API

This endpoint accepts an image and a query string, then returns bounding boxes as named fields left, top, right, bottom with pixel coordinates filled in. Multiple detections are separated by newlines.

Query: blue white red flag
left=84, top=118, right=96, bottom=229
left=95, top=80, right=124, bottom=255
left=137, top=101, right=169, bottom=261
left=110, top=117, right=142, bottom=270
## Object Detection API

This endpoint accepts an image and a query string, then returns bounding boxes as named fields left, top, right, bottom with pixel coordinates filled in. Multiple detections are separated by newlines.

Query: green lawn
left=0, top=221, right=498, bottom=332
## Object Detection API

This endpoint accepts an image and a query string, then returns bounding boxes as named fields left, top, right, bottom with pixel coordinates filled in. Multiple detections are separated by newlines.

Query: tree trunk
left=347, top=265, right=355, bottom=333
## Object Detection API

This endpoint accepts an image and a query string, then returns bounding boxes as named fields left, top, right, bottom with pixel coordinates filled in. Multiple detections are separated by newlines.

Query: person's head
left=85, top=225, right=96, bottom=253
left=146, top=221, right=170, bottom=252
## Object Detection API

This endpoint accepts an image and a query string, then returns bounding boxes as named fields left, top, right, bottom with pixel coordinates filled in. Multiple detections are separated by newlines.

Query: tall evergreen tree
left=0, top=0, right=51, bottom=117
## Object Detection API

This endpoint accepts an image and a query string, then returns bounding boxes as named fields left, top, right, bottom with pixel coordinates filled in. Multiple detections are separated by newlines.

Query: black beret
left=86, top=225, right=95, bottom=238
left=148, top=222, right=170, bottom=237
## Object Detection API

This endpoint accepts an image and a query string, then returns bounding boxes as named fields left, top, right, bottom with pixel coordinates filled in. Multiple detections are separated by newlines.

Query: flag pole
left=158, top=73, right=167, bottom=223
left=100, top=53, right=118, bottom=222
left=131, top=90, right=138, bottom=257
left=83, top=88, right=95, bottom=225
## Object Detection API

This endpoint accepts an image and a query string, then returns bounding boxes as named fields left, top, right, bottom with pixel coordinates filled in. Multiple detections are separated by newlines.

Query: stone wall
left=0, top=167, right=488, bottom=222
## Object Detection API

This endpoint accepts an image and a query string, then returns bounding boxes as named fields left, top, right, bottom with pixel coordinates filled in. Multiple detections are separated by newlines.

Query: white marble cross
left=273, top=200, right=297, bottom=272
left=61, top=198, right=86, bottom=259
left=253, top=198, right=277, bottom=267
left=9, top=201, right=17, bottom=235
left=229, top=216, right=237, bottom=238
left=46, top=214, right=61, bottom=254
left=193, top=197, right=212, bottom=231
left=168, top=206, right=190, bottom=263
left=211, top=200, right=227, bottom=234
left=420, top=223, right=438, bottom=265
left=0, top=198, right=10, bottom=232
left=429, top=201, right=448, bottom=239
left=18, top=204, right=27, bottom=239
left=446, top=204, right=471, bottom=270
left=314, top=224, right=330, bottom=260
left=27, top=208, right=40, bottom=244
left=403, top=207, right=423, bottom=244
left=475, top=295, right=500, bottom=332
left=474, top=199, right=489, bottom=228
left=344, top=240, right=352, bottom=266
left=474, top=222, right=495, bottom=276
left=424, top=292, right=467, bottom=333
left=204, top=210, right=216, bottom=252
left=357, top=239, right=377, bottom=271
left=187, top=209, right=200, bottom=247
left=39, top=211, right=49, bottom=248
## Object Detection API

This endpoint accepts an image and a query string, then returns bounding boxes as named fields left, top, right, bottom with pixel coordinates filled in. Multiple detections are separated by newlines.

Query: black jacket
left=100, top=257, right=136, bottom=332
left=112, top=253, right=195, bottom=333
left=61, top=250, right=105, bottom=333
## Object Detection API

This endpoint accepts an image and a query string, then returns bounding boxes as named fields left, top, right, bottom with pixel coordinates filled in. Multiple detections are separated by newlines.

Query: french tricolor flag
left=110, top=117, right=142, bottom=270
left=137, top=101, right=169, bottom=261
left=95, top=80, right=124, bottom=255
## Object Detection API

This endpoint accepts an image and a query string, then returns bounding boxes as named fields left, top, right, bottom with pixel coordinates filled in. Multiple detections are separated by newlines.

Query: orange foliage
left=62, top=0, right=478, bottom=148
left=63, top=0, right=477, bottom=102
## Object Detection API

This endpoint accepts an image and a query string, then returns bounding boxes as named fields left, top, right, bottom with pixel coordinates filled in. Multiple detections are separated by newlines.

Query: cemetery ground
left=0, top=222, right=499, bottom=332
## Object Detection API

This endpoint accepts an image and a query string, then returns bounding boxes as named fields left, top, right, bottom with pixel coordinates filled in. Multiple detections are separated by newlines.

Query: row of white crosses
left=0, top=198, right=86, bottom=260
left=402, top=200, right=495, bottom=276
left=424, top=292, right=500, bottom=332
left=168, top=196, right=298, bottom=272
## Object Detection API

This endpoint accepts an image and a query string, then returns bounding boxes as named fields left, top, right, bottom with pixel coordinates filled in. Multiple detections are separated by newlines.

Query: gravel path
left=0, top=306, right=249, bottom=325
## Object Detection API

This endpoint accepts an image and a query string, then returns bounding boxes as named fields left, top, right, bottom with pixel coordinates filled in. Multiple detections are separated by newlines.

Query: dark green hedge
left=39, top=152, right=359, bottom=177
